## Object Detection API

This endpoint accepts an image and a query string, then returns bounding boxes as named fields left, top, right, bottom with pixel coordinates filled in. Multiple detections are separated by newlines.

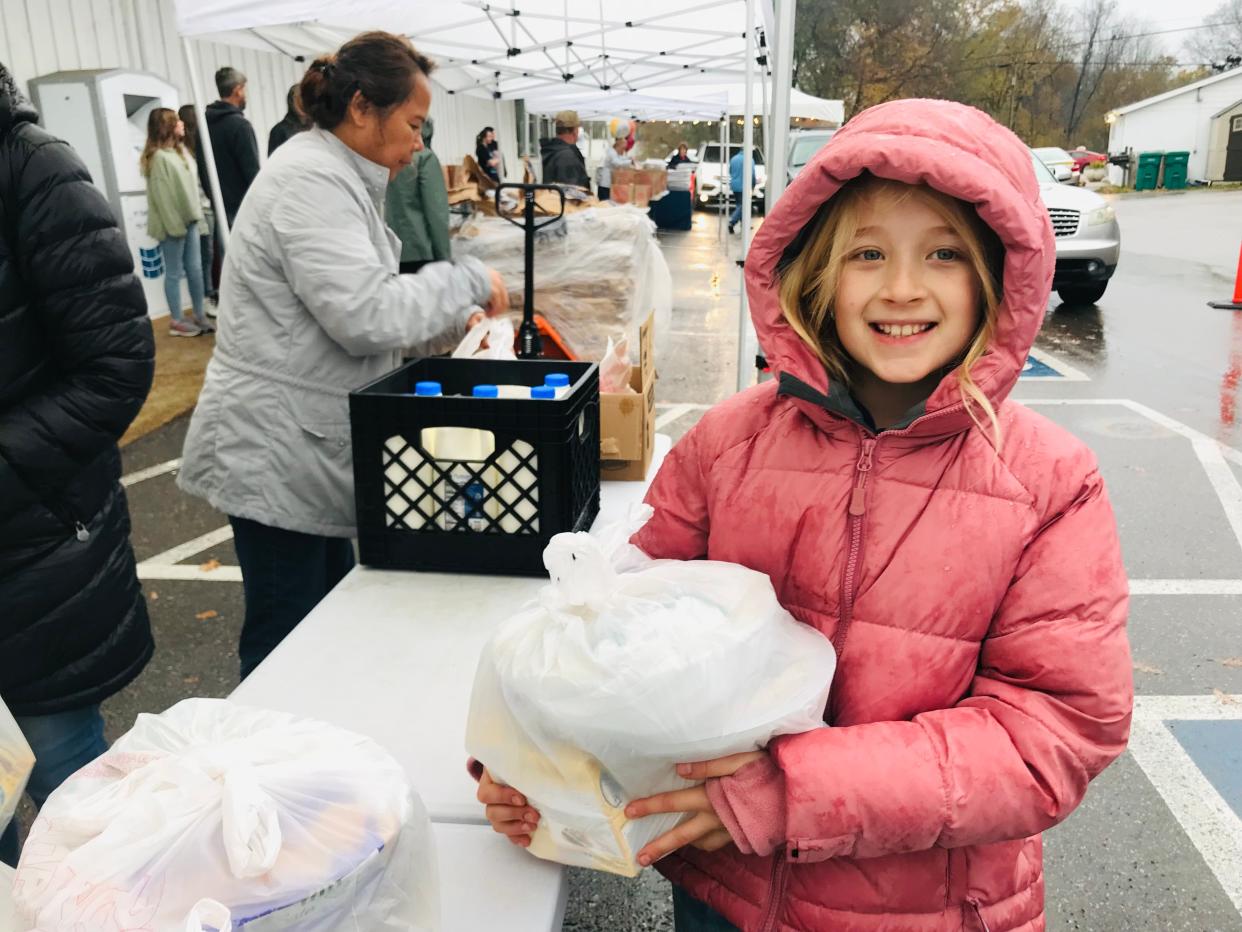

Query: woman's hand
left=477, top=766, right=540, bottom=848
left=625, top=751, right=766, bottom=866
left=484, top=269, right=510, bottom=316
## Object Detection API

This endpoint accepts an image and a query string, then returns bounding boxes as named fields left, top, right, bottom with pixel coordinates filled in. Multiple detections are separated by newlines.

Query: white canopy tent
left=523, top=83, right=841, bottom=124
left=174, top=0, right=800, bottom=390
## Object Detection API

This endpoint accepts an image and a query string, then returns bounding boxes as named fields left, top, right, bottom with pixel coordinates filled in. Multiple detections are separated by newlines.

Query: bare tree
left=1185, top=0, right=1242, bottom=69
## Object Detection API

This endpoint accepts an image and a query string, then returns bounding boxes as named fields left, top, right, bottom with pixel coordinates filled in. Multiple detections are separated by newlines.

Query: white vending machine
left=29, top=69, right=182, bottom=319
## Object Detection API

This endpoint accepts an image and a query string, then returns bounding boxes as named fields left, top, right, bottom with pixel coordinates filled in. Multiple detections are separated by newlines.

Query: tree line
left=791, top=0, right=1236, bottom=151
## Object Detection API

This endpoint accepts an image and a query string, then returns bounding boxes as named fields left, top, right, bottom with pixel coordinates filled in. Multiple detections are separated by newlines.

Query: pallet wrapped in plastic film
left=451, top=205, right=673, bottom=360
left=465, top=506, right=837, bottom=876
left=13, top=698, right=439, bottom=932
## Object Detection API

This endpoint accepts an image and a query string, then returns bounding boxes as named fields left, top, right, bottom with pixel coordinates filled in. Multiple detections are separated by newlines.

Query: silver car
left=1031, top=150, right=1120, bottom=305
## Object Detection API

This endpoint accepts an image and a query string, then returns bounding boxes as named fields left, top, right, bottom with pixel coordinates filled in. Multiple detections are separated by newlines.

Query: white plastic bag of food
left=465, top=506, right=836, bottom=876
left=599, top=336, right=637, bottom=394
left=0, top=697, right=34, bottom=838
left=13, top=699, right=438, bottom=932
left=452, top=314, right=516, bottom=360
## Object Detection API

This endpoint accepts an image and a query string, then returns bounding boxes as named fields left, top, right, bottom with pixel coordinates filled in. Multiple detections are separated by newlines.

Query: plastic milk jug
left=383, top=381, right=442, bottom=530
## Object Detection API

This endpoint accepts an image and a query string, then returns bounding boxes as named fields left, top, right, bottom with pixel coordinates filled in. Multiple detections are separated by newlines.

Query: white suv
left=692, top=142, right=766, bottom=210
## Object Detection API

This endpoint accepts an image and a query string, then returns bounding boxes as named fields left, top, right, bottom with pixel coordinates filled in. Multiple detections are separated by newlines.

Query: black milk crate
left=350, top=357, right=600, bottom=576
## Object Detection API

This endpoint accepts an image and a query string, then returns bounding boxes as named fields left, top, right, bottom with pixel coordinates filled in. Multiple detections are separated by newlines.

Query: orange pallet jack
left=495, top=183, right=577, bottom=360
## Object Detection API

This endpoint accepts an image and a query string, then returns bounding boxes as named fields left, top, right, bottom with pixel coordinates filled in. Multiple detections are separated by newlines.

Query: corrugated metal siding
left=0, top=0, right=517, bottom=172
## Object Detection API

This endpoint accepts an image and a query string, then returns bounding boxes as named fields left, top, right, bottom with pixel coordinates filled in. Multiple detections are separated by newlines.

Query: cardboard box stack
left=608, top=167, right=666, bottom=208
left=600, top=313, right=655, bottom=481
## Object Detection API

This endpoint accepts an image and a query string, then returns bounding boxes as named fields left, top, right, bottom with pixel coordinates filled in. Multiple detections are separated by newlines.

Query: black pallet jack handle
left=495, top=183, right=566, bottom=358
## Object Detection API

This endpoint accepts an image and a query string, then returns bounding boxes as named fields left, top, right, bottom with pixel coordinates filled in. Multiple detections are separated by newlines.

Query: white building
left=1105, top=68, right=1242, bottom=185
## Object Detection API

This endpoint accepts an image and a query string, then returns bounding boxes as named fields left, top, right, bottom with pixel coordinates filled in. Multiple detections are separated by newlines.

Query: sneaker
left=169, top=320, right=202, bottom=337
left=194, top=318, right=216, bottom=334
left=206, top=294, right=219, bottom=318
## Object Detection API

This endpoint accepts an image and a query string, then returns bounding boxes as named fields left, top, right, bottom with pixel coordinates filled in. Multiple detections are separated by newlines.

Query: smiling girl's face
left=832, top=193, right=983, bottom=400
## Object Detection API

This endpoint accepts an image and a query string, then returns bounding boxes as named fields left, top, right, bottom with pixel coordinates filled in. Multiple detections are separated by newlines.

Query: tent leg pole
left=183, top=37, right=230, bottom=248
left=737, top=0, right=756, bottom=393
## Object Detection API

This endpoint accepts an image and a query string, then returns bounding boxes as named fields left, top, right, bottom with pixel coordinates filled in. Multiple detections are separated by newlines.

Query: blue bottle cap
left=531, top=385, right=557, bottom=399
left=544, top=373, right=571, bottom=388
left=414, top=381, right=442, bottom=396
left=472, top=384, right=499, bottom=398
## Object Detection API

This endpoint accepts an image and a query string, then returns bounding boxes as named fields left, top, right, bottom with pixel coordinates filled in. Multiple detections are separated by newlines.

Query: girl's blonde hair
left=778, top=175, right=1006, bottom=444
left=140, top=107, right=187, bottom=177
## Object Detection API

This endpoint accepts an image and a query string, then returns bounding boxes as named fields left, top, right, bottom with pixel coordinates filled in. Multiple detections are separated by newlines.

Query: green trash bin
left=1135, top=151, right=1163, bottom=191
left=1163, top=150, right=1190, bottom=189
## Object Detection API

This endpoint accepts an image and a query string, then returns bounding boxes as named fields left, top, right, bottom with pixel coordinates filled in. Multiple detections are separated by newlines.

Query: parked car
left=1068, top=147, right=1108, bottom=175
left=693, top=142, right=766, bottom=210
left=787, top=128, right=836, bottom=183
left=1030, top=149, right=1119, bottom=305
left=1033, top=146, right=1079, bottom=185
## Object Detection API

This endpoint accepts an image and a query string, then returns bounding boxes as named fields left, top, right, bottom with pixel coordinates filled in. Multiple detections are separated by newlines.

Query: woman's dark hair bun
left=299, top=32, right=434, bottom=131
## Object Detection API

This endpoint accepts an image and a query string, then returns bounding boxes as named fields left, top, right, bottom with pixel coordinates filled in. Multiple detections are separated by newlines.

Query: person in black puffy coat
left=0, top=63, right=155, bottom=866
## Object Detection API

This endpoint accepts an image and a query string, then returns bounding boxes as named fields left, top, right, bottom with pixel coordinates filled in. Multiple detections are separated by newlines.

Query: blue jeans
left=729, top=196, right=744, bottom=228
left=0, top=705, right=107, bottom=867
left=229, top=516, right=356, bottom=680
left=673, top=887, right=740, bottom=931
left=160, top=220, right=206, bottom=323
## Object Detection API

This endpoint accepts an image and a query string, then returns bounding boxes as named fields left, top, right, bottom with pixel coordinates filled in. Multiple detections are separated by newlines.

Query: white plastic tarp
left=174, top=0, right=762, bottom=102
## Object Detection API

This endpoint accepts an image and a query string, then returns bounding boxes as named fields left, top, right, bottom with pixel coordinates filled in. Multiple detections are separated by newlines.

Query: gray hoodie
left=179, top=128, right=490, bottom=537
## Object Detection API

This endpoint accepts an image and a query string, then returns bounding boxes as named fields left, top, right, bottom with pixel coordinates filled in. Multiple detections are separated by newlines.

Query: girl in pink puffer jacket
left=478, top=98, right=1131, bottom=932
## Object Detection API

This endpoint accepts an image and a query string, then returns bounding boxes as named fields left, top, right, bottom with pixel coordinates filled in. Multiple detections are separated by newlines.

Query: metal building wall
left=0, top=0, right=519, bottom=175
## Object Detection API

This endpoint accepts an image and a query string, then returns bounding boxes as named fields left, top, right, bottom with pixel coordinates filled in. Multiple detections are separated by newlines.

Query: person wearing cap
left=540, top=110, right=591, bottom=190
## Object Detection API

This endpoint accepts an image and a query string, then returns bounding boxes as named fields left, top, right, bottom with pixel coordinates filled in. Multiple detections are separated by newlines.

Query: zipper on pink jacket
left=967, top=897, right=992, bottom=932
left=758, top=850, right=790, bottom=932
left=834, top=434, right=876, bottom=657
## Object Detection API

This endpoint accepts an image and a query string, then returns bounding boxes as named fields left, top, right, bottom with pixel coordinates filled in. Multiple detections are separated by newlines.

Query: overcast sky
left=1074, top=0, right=1229, bottom=57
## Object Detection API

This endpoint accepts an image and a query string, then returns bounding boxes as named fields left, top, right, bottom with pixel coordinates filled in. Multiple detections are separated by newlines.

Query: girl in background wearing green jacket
left=141, top=108, right=211, bottom=337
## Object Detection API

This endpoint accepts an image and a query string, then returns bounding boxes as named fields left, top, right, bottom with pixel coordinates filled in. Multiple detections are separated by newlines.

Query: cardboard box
left=599, top=313, right=655, bottom=481
left=636, top=167, right=667, bottom=197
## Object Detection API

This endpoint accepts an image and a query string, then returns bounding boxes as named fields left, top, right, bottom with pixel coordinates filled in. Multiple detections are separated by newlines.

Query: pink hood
left=749, top=98, right=1055, bottom=425
left=635, top=99, right=1130, bottom=932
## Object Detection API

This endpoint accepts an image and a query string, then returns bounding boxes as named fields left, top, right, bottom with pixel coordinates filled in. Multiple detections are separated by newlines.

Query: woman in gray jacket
left=179, top=31, right=507, bottom=678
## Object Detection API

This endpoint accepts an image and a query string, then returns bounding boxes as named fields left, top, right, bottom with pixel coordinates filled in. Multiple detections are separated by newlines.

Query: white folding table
left=227, top=436, right=672, bottom=930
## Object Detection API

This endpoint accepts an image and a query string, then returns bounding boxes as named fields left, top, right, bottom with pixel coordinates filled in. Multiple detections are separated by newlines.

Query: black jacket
left=0, top=87, right=155, bottom=715
left=205, top=100, right=260, bottom=223
left=540, top=137, right=591, bottom=190
left=267, top=110, right=307, bottom=157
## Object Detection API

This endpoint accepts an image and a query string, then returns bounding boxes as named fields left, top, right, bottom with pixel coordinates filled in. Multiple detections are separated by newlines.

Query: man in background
left=205, top=66, right=259, bottom=227
left=540, top=110, right=590, bottom=190
left=268, top=83, right=309, bottom=156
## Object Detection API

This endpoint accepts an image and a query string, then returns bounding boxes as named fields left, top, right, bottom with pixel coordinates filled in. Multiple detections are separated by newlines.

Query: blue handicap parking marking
left=1168, top=720, right=1242, bottom=819
left=1021, top=355, right=1062, bottom=378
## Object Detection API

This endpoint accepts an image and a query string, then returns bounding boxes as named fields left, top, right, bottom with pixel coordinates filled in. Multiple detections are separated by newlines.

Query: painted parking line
left=136, top=563, right=243, bottom=583
left=1021, top=347, right=1091, bottom=381
left=1130, top=695, right=1242, bottom=916
left=120, top=457, right=182, bottom=487
left=1018, top=398, right=1242, bottom=556
left=135, top=525, right=240, bottom=582
left=1129, top=579, right=1242, bottom=595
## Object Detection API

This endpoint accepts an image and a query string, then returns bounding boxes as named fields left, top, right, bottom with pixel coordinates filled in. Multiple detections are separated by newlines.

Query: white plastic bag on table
left=13, top=698, right=438, bottom=932
left=0, top=697, right=34, bottom=839
left=452, top=315, right=517, bottom=360
left=465, top=506, right=836, bottom=877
